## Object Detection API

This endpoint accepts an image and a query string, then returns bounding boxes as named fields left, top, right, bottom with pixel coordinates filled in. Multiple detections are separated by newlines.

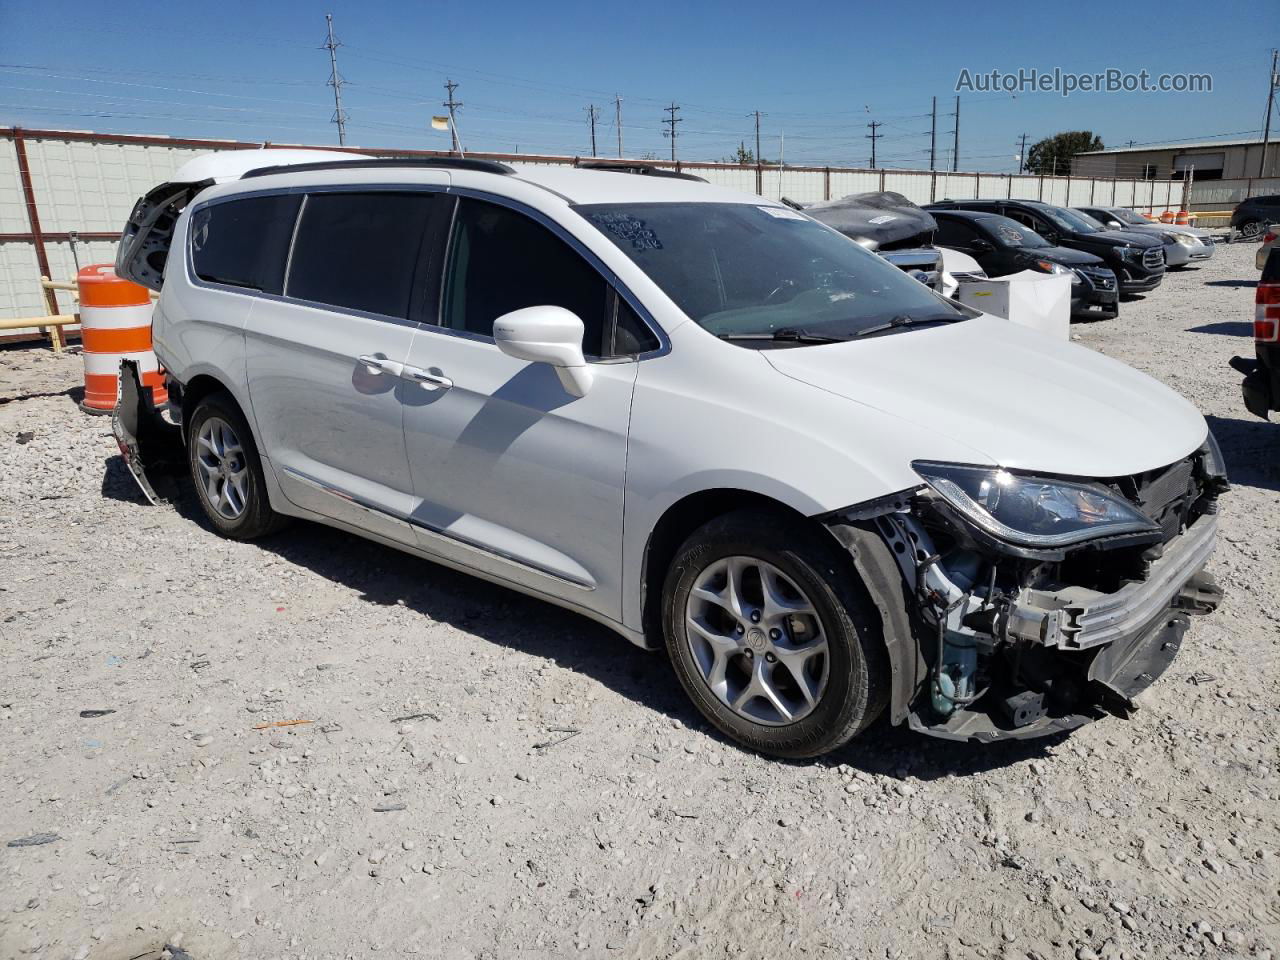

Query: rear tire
left=1238, top=219, right=1263, bottom=240
left=662, top=509, right=888, bottom=759
left=187, top=391, right=285, bottom=540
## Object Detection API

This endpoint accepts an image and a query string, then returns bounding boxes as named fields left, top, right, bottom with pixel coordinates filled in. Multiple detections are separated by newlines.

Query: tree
left=1025, top=131, right=1104, bottom=176
left=724, top=141, right=755, bottom=165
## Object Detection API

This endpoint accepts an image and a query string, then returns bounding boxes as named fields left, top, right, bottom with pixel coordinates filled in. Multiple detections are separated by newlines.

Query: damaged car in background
left=786, top=191, right=951, bottom=292
left=114, top=152, right=1224, bottom=757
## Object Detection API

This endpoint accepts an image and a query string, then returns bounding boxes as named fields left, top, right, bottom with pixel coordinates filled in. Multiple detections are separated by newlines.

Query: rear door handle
left=402, top=365, right=453, bottom=391
left=358, top=355, right=405, bottom=377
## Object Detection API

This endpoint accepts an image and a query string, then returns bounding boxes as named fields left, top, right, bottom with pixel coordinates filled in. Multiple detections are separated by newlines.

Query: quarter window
left=190, top=194, right=301, bottom=294
left=441, top=197, right=610, bottom=356
left=287, top=192, right=436, bottom=319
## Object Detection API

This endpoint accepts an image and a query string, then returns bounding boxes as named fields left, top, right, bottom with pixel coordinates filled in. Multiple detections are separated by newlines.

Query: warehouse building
left=1071, top=137, right=1280, bottom=182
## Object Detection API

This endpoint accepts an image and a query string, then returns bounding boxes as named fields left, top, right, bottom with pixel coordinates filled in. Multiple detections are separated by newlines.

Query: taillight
left=1257, top=283, right=1280, bottom=342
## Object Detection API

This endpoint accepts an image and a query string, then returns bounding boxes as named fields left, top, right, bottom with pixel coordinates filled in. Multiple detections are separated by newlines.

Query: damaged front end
left=825, top=439, right=1227, bottom=742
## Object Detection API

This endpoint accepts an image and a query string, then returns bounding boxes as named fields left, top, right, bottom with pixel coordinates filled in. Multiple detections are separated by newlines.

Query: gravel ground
left=1, top=241, right=1278, bottom=960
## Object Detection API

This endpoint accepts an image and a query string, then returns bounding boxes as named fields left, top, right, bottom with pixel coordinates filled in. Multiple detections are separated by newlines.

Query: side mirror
left=493, top=305, right=593, bottom=397
left=1106, top=220, right=1123, bottom=229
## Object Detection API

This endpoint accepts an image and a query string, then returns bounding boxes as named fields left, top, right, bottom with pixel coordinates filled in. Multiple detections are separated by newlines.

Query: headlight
left=1170, top=232, right=1197, bottom=246
left=913, top=461, right=1159, bottom=548
left=1068, top=269, right=1084, bottom=285
left=1119, top=246, right=1140, bottom=259
left=1033, top=259, right=1069, bottom=275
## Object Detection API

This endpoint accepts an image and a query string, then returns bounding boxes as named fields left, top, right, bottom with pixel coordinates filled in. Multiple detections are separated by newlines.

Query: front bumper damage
left=823, top=451, right=1224, bottom=743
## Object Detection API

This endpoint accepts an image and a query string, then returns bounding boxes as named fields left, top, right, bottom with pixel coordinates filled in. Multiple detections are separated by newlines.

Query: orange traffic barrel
left=1159, top=210, right=1176, bottom=223
left=1174, top=210, right=1194, bottom=225
left=77, top=264, right=166, bottom=414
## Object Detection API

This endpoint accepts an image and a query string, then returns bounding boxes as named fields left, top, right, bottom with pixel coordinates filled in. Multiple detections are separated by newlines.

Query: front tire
left=187, top=392, right=284, bottom=540
left=1238, top=219, right=1263, bottom=240
left=662, top=509, right=888, bottom=759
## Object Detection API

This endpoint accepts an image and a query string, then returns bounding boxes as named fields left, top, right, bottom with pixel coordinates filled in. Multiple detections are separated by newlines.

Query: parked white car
left=115, top=153, right=1225, bottom=756
left=1074, top=206, right=1216, bottom=267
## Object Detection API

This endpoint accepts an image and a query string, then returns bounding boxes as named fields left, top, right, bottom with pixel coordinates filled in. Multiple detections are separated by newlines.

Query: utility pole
left=929, top=96, right=937, bottom=170
left=950, top=95, right=960, bottom=172
left=586, top=104, right=599, bottom=158
left=1017, top=132, right=1028, bottom=174
left=751, top=110, right=764, bottom=163
left=866, top=120, right=882, bottom=168
left=662, top=103, right=682, bottom=162
left=1261, top=48, right=1279, bottom=178
left=443, top=79, right=462, bottom=156
left=323, top=13, right=347, bottom=146
left=614, top=94, right=623, bottom=158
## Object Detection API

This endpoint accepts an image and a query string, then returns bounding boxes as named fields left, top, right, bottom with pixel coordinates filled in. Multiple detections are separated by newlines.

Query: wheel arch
left=638, top=488, right=822, bottom=648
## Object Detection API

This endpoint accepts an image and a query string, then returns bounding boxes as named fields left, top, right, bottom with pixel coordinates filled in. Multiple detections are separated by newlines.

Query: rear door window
left=190, top=194, right=301, bottom=294
left=934, top=217, right=983, bottom=247
left=287, top=192, right=437, bottom=320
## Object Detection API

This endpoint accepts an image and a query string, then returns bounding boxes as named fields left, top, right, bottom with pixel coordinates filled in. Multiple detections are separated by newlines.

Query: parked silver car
left=1075, top=206, right=1215, bottom=268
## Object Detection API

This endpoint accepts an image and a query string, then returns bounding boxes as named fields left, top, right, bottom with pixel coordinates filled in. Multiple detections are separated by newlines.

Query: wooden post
left=823, top=167, right=830, bottom=201
left=39, top=275, right=63, bottom=352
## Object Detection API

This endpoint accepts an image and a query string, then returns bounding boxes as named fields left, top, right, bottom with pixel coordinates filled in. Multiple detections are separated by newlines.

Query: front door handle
left=358, top=355, right=405, bottom=377
left=402, top=365, right=453, bottom=391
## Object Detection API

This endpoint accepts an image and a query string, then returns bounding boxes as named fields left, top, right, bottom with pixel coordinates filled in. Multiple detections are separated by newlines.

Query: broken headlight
left=913, top=462, right=1159, bottom=549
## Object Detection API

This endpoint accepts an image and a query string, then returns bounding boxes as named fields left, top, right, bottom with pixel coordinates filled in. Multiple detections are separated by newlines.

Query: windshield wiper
left=718, top=328, right=846, bottom=344
left=850, top=314, right=964, bottom=339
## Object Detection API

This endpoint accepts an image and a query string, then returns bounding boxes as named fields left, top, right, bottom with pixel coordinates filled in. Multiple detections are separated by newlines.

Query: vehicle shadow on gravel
left=1205, top=414, right=1280, bottom=492
left=102, top=454, right=1066, bottom=780
left=1186, top=321, right=1254, bottom=337
left=1203, top=279, right=1257, bottom=288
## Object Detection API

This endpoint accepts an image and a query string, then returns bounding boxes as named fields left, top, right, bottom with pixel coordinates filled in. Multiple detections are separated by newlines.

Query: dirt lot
left=1, top=241, right=1278, bottom=960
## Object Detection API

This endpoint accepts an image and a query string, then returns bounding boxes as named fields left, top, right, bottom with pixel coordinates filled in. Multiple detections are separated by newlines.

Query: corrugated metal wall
left=0, top=127, right=1251, bottom=335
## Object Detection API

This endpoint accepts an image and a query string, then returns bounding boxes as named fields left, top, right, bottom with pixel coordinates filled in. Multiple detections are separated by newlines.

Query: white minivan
left=115, top=153, right=1225, bottom=757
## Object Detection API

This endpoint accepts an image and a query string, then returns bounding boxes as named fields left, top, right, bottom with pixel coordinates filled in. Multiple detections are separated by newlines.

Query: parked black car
left=927, top=199, right=1165, bottom=295
left=1230, top=242, right=1280, bottom=419
left=1230, top=194, right=1280, bottom=240
left=931, top=209, right=1118, bottom=318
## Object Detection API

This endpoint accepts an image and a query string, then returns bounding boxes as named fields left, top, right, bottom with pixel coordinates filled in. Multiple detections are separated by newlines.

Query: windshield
left=1041, top=206, right=1102, bottom=234
left=577, top=202, right=966, bottom=342
left=1109, top=207, right=1149, bottom=225
left=983, top=215, right=1050, bottom=249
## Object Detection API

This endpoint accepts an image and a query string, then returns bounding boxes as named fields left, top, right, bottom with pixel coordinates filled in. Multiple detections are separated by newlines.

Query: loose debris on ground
left=1, top=243, right=1277, bottom=959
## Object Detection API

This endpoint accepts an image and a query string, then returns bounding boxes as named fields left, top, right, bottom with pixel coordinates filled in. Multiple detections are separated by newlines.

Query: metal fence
left=0, top=125, right=1260, bottom=332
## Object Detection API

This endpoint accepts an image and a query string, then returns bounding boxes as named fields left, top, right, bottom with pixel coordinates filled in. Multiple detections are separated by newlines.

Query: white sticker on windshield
left=868, top=214, right=898, bottom=224
left=758, top=205, right=807, bottom=220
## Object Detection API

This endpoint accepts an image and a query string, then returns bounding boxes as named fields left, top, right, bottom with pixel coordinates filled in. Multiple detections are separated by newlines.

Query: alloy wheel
left=194, top=416, right=249, bottom=520
left=684, top=556, right=829, bottom=726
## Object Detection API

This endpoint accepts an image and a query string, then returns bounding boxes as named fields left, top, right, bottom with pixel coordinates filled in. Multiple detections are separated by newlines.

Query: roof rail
left=573, top=159, right=707, bottom=183
left=241, top=156, right=516, bottom=180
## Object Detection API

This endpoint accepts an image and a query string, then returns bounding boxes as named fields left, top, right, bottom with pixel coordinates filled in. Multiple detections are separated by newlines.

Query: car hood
left=1017, top=245, right=1104, bottom=267
left=1130, top=223, right=1214, bottom=239
left=1079, top=229, right=1164, bottom=248
left=763, top=314, right=1207, bottom=478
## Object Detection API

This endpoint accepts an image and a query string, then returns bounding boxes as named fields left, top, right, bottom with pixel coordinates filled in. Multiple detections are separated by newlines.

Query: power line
left=1261, top=48, right=1278, bottom=177
left=950, top=95, right=960, bottom=172
left=443, top=78, right=462, bottom=155
left=614, top=94, right=623, bottom=158
left=322, top=13, right=347, bottom=146
left=929, top=97, right=937, bottom=170
left=586, top=103, right=598, bottom=157
left=662, top=102, right=681, bottom=162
